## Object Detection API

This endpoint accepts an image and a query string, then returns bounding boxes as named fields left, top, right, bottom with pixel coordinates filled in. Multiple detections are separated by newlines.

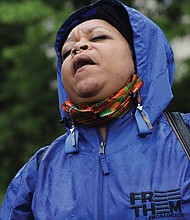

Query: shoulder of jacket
left=180, top=112, right=190, bottom=129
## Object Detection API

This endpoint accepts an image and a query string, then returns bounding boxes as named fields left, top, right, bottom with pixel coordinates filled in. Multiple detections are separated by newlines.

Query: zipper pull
left=99, top=142, right=109, bottom=175
left=99, top=141, right=105, bottom=155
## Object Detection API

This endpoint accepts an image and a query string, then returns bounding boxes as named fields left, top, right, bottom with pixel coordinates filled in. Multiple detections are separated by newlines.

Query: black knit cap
left=91, top=3, right=134, bottom=52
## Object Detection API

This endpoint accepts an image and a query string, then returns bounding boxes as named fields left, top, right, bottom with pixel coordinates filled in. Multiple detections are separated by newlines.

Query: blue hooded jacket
left=1, top=0, right=190, bottom=219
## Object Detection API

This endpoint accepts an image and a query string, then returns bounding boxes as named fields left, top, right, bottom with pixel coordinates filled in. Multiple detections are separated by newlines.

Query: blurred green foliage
left=0, top=0, right=72, bottom=197
left=0, top=0, right=190, bottom=202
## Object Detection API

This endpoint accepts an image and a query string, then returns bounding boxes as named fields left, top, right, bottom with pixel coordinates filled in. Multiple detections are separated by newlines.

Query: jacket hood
left=54, top=0, right=175, bottom=129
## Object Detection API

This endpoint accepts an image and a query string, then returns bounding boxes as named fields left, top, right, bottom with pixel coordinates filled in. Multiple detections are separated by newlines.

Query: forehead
left=66, top=19, right=115, bottom=40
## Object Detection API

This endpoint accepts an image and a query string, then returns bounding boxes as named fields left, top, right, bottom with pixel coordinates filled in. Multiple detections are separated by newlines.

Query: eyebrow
left=64, top=26, right=112, bottom=44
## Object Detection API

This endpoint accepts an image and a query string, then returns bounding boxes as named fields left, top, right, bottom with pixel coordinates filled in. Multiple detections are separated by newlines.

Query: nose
left=71, top=42, right=89, bottom=57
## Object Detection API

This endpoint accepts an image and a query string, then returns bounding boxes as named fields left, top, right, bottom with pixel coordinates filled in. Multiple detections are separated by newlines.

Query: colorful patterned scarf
left=62, top=74, right=143, bottom=127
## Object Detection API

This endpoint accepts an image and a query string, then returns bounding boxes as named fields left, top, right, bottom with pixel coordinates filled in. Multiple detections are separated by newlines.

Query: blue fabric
left=1, top=0, right=190, bottom=219
left=1, top=114, right=190, bottom=219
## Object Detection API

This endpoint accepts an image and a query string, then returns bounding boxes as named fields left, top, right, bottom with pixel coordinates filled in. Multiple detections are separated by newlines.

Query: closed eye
left=91, top=35, right=108, bottom=42
left=62, top=49, right=71, bottom=60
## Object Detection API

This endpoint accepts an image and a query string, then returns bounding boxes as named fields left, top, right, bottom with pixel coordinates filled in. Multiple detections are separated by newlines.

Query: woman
left=1, top=0, right=190, bottom=219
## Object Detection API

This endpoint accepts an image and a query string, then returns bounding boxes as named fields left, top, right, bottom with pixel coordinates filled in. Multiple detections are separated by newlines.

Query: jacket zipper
left=98, top=141, right=109, bottom=220
left=99, top=142, right=109, bottom=175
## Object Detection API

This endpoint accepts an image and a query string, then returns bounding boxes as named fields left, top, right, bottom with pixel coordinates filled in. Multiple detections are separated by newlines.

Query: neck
left=99, top=126, right=106, bottom=142
left=62, top=74, right=143, bottom=127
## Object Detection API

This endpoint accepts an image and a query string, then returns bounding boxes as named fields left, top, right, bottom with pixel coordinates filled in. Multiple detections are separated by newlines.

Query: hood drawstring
left=65, top=123, right=79, bottom=154
left=134, top=93, right=153, bottom=135
left=65, top=108, right=79, bottom=154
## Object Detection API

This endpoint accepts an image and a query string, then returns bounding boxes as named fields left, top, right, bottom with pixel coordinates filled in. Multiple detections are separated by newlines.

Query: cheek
left=61, top=69, right=67, bottom=84
left=61, top=69, right=72, bottom=96
left=108, top=49, right=135, bottom=85
left=118, top=48, right=135, bottom=72
left=61, top=62, right=71, bottom=83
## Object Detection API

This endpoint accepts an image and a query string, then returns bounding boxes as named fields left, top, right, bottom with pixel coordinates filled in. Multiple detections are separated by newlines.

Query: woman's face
left=61, top=19, right=135, bottom=104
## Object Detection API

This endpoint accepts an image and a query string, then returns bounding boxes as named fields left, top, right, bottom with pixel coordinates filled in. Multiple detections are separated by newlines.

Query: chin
left=76, top=84, right=100, bottom=98
left=72, top=81, right=110, bottom=104
left=75, top=96, right=99, bottom=105
left=72, top=93, right=104, bottom=105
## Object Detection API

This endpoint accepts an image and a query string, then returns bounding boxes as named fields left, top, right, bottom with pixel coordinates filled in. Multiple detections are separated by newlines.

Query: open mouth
left=73, top=56, right=95, bottom=73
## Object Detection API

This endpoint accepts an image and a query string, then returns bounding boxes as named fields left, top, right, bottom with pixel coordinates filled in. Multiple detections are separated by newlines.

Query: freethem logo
left=130, top=188, right=183, bottom=219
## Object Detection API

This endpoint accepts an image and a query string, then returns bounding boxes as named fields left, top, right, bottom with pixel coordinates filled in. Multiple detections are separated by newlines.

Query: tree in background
left=0, top=0, right=71, bottom=193
left=0, top=0, right=189, bottom=198
left=153, top=0, right=190, bottom=112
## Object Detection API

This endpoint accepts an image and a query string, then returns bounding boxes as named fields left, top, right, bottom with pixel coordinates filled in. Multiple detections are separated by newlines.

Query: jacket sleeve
left=0, top=146, right=48, bottom=220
